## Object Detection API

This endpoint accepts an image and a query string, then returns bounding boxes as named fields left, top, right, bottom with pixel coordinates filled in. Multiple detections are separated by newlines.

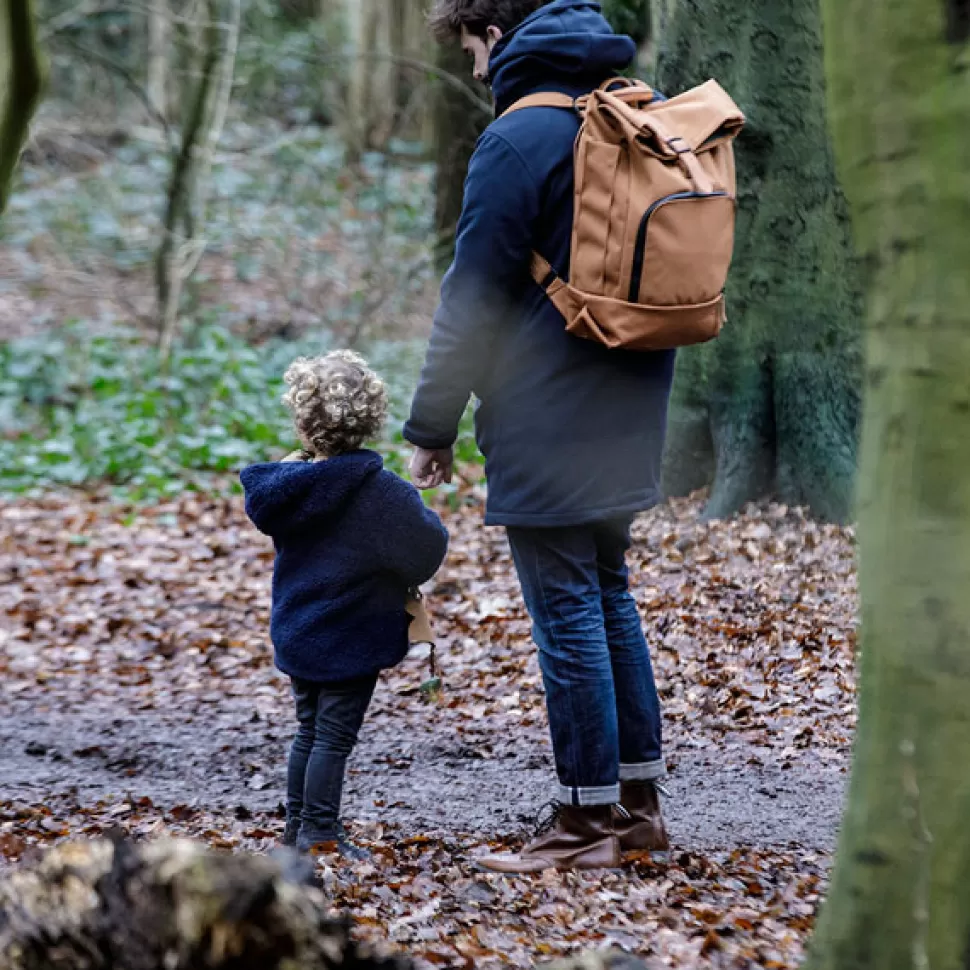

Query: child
left=240, top=351, right=449, bottom=860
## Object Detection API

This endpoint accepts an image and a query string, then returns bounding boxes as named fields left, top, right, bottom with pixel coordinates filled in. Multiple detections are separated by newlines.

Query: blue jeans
left=287, top=673, right=378, bottom=841
left=507, top=517, right=664, bottom=806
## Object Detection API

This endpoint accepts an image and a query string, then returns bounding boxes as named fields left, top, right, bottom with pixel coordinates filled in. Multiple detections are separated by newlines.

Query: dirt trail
left=0, top=689, right=846, bottom=851
left=1, top=492, right=855, bottom=855
left=1, top=493, right=856, bottom=966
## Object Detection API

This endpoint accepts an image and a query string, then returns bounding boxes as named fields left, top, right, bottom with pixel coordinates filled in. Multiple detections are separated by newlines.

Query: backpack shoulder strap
left=502, top=92, right=578, bottom=117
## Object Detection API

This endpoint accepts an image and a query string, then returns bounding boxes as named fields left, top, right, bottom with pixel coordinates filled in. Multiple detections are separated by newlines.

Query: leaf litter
left=0, top=487, right=857, bottom=968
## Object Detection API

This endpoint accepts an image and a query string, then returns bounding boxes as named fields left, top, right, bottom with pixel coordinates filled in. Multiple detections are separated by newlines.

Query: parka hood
left=489, top=0, right=637, bottom=114
left=240, top=450, right=383, bottom=537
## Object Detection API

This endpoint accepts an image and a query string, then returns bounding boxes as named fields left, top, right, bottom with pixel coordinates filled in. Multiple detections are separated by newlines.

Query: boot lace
left=532, top=801, right=564, bottom=837
left=532, top=799, right=631, bottom=835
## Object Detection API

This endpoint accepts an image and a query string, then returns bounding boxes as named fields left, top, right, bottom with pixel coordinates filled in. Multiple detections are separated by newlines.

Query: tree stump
left=0, top=837, right=411, bottom=970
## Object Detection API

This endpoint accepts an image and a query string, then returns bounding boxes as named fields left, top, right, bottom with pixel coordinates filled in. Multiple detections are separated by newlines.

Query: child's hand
left=410, top=447, right=454, bottom=490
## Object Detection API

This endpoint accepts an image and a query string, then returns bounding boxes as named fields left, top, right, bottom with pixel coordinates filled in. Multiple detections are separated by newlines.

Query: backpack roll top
left=508, top=78, right=745, bottom=352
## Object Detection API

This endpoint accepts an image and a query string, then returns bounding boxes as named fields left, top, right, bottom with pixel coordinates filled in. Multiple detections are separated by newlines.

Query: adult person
left=405, top=0, right=675, bottom=873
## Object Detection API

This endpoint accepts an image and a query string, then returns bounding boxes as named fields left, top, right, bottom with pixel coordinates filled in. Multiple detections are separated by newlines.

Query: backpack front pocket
left=628, top=192, right=736, bottom=306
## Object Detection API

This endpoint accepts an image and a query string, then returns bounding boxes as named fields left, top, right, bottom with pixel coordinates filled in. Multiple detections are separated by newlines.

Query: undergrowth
left=0, top=326, right=480, bottom=500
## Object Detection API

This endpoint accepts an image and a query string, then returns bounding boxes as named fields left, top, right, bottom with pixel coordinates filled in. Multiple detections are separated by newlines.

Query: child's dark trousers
left=286, top=672, right=378, bottom=843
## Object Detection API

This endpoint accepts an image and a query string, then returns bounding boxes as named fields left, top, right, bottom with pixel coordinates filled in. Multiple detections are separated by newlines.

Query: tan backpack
left=504, top=78, right=745, bottom=351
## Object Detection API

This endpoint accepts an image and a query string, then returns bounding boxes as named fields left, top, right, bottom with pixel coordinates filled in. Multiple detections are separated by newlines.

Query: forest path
left=1, top=693, right=846, bottom=851
left=1, top=492, right=855, bottom=966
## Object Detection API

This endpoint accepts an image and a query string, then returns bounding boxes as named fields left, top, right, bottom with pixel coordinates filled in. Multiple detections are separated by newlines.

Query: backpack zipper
left=628, top=191, right=730, bottom=303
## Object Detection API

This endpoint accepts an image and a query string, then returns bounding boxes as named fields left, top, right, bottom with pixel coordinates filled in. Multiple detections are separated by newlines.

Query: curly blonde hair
left=281, top=351, right=389, bottom=458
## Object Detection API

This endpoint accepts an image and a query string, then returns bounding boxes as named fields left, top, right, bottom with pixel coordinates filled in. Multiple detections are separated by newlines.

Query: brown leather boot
left=614, top=781, right=670, bottom=856
left=476, top=804, right=621, bottom=874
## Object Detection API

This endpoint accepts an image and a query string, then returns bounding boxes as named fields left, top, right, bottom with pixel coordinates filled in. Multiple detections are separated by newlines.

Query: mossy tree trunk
left=0, top=0, right=43, bottom=215
left=601, top=0, right=651, bottom=46
left=656, top=0, right=864, bottom=522
left=602, top=0, right=652, bottom=72
left=804, top=5, right=970, bottom=969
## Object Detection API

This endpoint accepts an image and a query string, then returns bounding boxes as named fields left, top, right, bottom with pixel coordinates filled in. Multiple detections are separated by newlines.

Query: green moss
left=601, top=0, right=652, bottom=45
left=805, top=4, right=970, bottom=965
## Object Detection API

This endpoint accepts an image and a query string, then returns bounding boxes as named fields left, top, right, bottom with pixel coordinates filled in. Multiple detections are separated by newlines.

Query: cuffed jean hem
left=557, top=782, right=622, bottom=807
left=619, top=759, right=667, bottom=782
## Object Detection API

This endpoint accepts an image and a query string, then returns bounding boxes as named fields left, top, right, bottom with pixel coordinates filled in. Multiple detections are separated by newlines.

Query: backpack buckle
left=666, top=136, right=691, bottom=155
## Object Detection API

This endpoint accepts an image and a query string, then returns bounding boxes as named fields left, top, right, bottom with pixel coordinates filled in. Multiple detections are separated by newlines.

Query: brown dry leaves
left=0, top=488, right=857, bottom=968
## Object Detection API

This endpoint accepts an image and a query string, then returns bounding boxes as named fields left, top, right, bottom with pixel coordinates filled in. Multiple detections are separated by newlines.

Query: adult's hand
left=410, top=447, right=454, bottom=490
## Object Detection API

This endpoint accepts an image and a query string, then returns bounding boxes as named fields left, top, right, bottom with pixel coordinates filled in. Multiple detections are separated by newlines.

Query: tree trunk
left=386, top=0, right=433, bottom=145
left=146, top=0, right=169, bottom=119
left=155, top=0, right=240, bottom=356
left=344, top=0, right=394, bottom=164
left=642, top=0, right=676, bottom=74
left=601, top=0, right=651, bottom=49
left=601, top=0, right=652, bottom=73
left=656, top=0, right=864, bottom=522
left=432, top=39, right=488, bottom=273
left=0, top=0, right=43, bottom=215
left=803, top=6, right=970, bottom=969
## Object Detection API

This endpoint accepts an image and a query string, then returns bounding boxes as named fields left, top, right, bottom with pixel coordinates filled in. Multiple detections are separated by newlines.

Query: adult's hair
left=428, top=0, right=551, bottom=41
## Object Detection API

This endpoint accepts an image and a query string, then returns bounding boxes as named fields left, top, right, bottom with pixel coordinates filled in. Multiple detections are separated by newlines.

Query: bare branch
left=309, top=50, right=494, bottom=118
left=56, top=35, right=176, bottom=152
left=38, top=0, right=121, bottom=40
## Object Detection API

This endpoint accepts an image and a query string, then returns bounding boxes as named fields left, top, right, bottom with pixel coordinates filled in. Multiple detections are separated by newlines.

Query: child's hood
left=239, top=450, right=384, bottom=537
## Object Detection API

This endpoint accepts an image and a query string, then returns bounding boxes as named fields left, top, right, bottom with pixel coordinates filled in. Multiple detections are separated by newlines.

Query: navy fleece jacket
left=404, top=0, right=676, bottom=528
left=240, top=452, right=449, bottom=683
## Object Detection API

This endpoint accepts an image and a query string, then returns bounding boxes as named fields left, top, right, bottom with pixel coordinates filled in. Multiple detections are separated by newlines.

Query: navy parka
left=404, top=0, right=677, bottom=528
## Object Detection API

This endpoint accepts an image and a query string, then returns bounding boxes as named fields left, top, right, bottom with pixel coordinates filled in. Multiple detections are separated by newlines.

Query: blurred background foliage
left=0, top=0, right=651, bottom=499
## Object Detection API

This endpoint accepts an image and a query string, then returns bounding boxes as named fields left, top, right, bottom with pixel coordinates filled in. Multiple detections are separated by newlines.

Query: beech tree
left=656, top=0, right=864, bottom=522
left=601, top=0, right=650, bottom=47
left=0, top=0, right=43, bottom=215
left=804, top=4, right=970, bottom=968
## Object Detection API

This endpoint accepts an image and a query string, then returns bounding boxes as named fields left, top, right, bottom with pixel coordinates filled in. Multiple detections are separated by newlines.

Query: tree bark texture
left=601, top=0, right=651, bottom=46
left=387, top=0, right=433, bottom=144
left=146, top=0, right=170, bottom=119
left=601, top=0, right=653, bottom=74
left=804, top=6, right=970, bottom=970
left=0, top=837, right=411, bottom=969
left=432, top=39, right=488, bottom=273
left=0, top=0, right=43, bottom=215
left=344, top=0, right=395, bottom=164
left=656, top=0, right=864, bottom=522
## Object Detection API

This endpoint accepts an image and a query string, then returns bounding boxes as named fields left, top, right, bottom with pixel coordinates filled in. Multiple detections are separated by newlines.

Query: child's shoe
left=297, top=822, right=371, bottom=862
left=281, top=817, right=301, bottom=848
